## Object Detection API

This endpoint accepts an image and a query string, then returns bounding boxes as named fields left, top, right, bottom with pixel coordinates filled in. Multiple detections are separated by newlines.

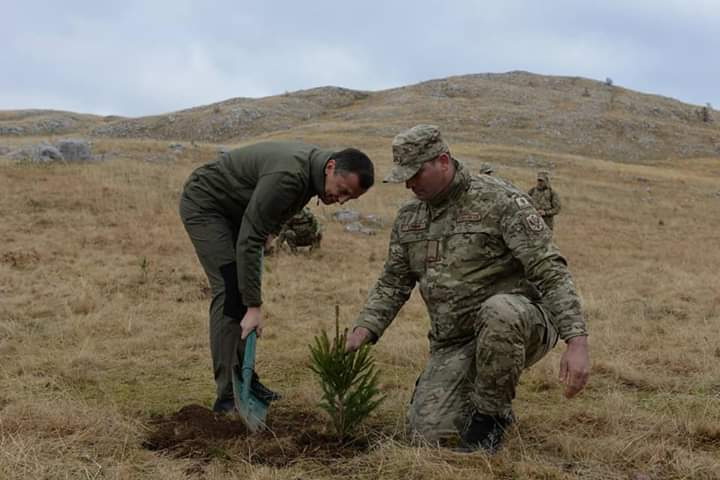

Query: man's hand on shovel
left=241, top=307, right=263, bottom=339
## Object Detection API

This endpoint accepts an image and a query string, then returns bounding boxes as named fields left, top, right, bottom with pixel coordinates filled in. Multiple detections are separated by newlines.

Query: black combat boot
left=250, top=371, right=282, bottom=403
left=458, top=411, right=514, bottom=454
left=214, top=372, right=281, bottom=413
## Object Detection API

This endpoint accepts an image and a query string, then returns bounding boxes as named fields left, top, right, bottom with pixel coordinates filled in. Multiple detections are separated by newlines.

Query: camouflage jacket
left=527, top=186, right=561, bottom=217
left=280, top=207, right=321, bottom=242
left=354, top=164, right=586, bottom=348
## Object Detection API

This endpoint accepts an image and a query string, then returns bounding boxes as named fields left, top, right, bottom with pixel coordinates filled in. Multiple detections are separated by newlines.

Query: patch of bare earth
left=142, top=404, right=369, bottom=467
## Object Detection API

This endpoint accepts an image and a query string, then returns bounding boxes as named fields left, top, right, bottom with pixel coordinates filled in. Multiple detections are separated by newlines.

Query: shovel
left=232, top=330, right=269, bottom=432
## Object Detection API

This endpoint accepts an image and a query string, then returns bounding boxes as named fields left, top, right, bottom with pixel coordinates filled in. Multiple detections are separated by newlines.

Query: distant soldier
left=528, top=171, right=561, bottom=230
left=479, top=163, right=495, bottom=175
left=277, top=207, right=322, bottom=253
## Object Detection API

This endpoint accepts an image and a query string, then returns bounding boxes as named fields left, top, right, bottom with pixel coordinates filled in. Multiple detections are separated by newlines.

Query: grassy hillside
left=1, top=72, right=719, bottom=163
left=1, top=75, right=719, bottom=479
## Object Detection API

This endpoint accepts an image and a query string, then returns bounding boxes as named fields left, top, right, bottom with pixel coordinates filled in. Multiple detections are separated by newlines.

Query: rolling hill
left=2, top=71, right=718, bottom=163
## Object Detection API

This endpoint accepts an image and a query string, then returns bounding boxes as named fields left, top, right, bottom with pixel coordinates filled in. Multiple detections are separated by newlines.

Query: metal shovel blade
left=232, top=331, right=269, bottom=432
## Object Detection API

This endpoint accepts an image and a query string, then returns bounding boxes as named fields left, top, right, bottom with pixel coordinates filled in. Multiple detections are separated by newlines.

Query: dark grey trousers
left=179, top=194, right=247, bottom=402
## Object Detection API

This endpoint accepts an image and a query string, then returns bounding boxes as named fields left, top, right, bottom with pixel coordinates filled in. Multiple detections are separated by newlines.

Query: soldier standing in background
left=479, top=162, right=495, bottom=175
left=528, top=171, right=561, bottom=230
left=180, top=141, right=374, bottom=413
left=345, top=125, right=589, bottom=453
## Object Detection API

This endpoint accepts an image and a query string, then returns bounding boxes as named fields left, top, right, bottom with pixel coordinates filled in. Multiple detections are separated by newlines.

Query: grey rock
left=0, top=126, right=25, bottom=135
left=37, top=144, right=64, bottom=163
left=34, top=117, right=77, bottom=134
left=332, top=209, right=361, bottom=223
left=56, top=139, right=92, bottom=162
left=11, top=143, right=65, bottom=164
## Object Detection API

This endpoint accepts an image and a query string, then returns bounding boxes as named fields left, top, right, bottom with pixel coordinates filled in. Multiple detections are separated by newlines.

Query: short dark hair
left=332, top=148, right=374, bottom=190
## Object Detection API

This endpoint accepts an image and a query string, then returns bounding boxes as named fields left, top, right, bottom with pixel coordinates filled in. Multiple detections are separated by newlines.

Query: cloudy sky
left=2, top=0, right=718, bottom=117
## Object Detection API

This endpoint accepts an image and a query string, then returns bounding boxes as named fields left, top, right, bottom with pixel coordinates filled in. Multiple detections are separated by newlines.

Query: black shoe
left=212, top=397, right=235, bottom=414
left=459, top=411, right=514, bottom=454
left=250, top=371, right=282, bottom=403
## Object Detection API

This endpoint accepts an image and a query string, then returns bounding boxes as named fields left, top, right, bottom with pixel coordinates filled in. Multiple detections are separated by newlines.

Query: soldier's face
left=322, top=160, right=364, bottom=205
left=405, top=154, right=452, bottom=201
left=537, top=179, right=546, bottom=189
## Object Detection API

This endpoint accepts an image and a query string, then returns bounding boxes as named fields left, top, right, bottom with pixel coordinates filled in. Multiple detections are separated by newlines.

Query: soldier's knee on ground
left=281, top=231, right=299, bottom=251
left=406, top=341, right=475, bottom=445
left=284, top=230, right=297, bottom=244
left=407, top=404, right=467, bottom=447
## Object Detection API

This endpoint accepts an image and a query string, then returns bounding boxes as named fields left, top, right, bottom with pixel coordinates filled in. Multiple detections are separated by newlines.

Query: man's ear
left=324, top=158, right=336, bottom=176
left=437, top=153, right=451, bottom=170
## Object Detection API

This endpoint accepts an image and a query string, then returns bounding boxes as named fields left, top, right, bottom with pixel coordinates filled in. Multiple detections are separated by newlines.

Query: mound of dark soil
left=142, top=403, right=369, bottom=467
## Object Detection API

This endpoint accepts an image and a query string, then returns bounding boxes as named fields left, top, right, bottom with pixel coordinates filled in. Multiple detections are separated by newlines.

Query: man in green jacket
left=180, top=141, right=374, bottom=413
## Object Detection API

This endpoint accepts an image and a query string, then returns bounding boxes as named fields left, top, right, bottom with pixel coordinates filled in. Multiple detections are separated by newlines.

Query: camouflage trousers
left=407, top=294, right=558, bottom=444
left=278, top=228, right=321, bottom=250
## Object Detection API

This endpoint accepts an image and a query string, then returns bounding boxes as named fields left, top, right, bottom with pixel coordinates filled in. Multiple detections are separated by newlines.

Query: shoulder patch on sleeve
left=514, top=196, right=532, bottom=209
left=524, top=213, right=546, bottom=232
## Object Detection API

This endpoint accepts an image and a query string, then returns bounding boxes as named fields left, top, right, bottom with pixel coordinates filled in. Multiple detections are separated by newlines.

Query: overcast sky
left=2, top=0, right=718, bottom=117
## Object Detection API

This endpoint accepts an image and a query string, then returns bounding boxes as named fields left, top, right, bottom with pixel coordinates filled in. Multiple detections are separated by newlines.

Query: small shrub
left=308, top=307, right=384, bottom=440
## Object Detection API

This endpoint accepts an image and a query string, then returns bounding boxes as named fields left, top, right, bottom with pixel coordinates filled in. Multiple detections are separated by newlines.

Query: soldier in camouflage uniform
left=479, top=162, right=495, bottom=175
left=277, top=207, right=322, bottom=253
left=527, top=171, right=561, bottom=230
left=346, top=125, right=589, bottom=453
left=180, top=142, right=374, bottom=413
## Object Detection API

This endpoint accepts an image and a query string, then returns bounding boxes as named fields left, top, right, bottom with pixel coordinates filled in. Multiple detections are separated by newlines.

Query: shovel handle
left=240, top=330, right=257, bottom=404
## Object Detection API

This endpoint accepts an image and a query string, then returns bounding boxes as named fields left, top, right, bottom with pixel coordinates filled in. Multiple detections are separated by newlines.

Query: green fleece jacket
left=182, top=141, right=333, bottom=306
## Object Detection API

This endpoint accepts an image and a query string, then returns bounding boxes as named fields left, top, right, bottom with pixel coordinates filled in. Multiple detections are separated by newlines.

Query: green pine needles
left=309, top=307, right=385, bottom=440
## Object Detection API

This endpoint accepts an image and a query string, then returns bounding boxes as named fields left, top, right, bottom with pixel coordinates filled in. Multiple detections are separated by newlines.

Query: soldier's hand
left=559, top=336, right=590, bottom=398
left=241, top=307, right=263, bottom=339
left=345, top=327, right=371, bottom=352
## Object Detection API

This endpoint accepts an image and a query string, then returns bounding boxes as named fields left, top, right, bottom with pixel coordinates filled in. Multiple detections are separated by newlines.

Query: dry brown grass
left=1, top=133, right=719, bottom=480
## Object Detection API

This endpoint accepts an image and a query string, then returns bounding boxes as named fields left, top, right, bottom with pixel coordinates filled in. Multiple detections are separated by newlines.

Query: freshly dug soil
left=142, top=403, right=369, bottom=467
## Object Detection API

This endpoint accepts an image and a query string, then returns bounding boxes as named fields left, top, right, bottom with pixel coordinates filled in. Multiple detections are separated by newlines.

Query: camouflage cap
left=537, top=170, right=550, bottom=181
left=384, top=124, right=449, bottom=183
left=479, top=163, right=495, bottom=174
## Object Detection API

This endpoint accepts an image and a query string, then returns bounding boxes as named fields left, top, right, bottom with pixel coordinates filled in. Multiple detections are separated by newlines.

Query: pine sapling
left=308, top=306, right=384, bottom=440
